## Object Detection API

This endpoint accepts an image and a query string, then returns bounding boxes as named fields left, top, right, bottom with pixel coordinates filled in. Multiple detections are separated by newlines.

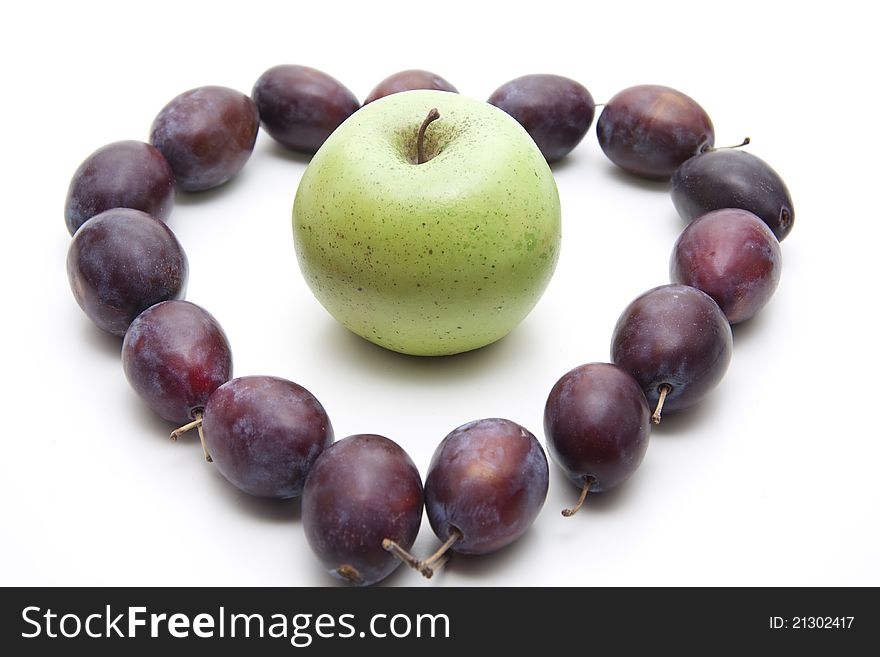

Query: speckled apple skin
left=293, top=90, right=561, bottom=356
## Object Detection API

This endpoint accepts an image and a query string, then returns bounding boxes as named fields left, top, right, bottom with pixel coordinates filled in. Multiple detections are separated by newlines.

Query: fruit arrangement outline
left=65, top=68, right=792, bottom=585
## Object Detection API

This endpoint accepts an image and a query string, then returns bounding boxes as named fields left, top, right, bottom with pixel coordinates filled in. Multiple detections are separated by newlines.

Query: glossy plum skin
left=252, top=65, right=360, bottom=154
left=671, top=209, right=782, bottom=324
left=363, top=69, right=458, bottom=104
left=424, top=418, right=548, bottom=555
left=671, top=149, right=795, bottom=241
left=488, top=74, right=595, bottom=162
left=611, top=284, right=732, bottom=414
left=597, top=85, right=714, bottom=180
left=301, top=434, right=423, bottom=586
left=544, top=363, right=651, bottom=492
left=150, top=86, right=259, bottom=192
left=67, top=209, right=187, bottom=336
left=122, top=300, right=233, bottom=424
left=202, top=376, right=334, bottom=499
left=64, top=140, right=175, bottom=236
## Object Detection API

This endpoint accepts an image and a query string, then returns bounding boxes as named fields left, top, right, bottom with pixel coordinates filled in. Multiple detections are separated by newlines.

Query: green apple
left=292, top=90, right=561, bottom=356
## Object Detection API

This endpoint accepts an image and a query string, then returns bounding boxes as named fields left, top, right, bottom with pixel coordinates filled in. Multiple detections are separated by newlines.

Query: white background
left=2, top=0, right=877, bottom=587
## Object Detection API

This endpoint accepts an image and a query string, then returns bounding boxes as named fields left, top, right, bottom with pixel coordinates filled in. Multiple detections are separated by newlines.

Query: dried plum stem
left=170, top=415, right=202, bottom=441
left=417, top=108, right=440, bottom=164
left=561, top=479, right=592, bottom=517
left=704, top=136, right=751, bottom=152
left=169, top=412, right=211, bottom=462
left=195, top=414, right=212, bottom=463
left=652, top=384, right=672, bottom=425
left=417, top=528, right=461, bottom=578
left=382, top=538, right=422, bottom=570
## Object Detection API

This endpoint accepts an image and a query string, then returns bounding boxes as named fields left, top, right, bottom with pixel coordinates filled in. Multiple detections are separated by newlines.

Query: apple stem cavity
left=169, top=411, right=212, bottom=462
left=417, top=107, right=441, bottom=164
left=561, top=479, right=593, bottom=517
left=652, top=384, right=672, bottom=425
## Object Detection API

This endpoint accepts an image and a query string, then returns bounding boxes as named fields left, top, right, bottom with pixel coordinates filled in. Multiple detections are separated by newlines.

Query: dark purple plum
left=597, top=85, right=714, bottom=180
left=202, top=376, right=334, bottom=499
left=671, top=208, right=782, bottom=324
left=64, top=140, right=175, bottom=236
left=424, top=418, right=548, bottom=557
left=122, top=300, right=232, bottom=424
left=364, top=69, right=458, bottom=104
left=544, top=363, right=651, bottom=515
left=301, top=434, right=423, bottom=586
left=252, top=65, right=359, bottom=154
left=488, top=74, right=594, bottom=162
left=671, top=149, right=795, bottom=241
left=67, top=209, right=187, bottom=336
left=150, top=86, right=259, bottom=192
left=611, top=284, right=732, bottom=421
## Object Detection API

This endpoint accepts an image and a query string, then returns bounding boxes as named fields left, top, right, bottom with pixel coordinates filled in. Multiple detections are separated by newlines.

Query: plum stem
left=652, top=384, right=672, bottom=425
left=382, top=538, right=422, bottom=571
left=704, top=137, right=751, bottom=153
left=195, top=415, right=212, bottom=463
left=169, top=412, right=212, bottom=462
left=170, top=416, right=201, bottom=441
left=561, top=479, right=592, bottom=517
left=417, top=108, right=440, bottom=164
left=337, top=564, right=363, bottom=585
left=417, top=528, right=461, bottom=579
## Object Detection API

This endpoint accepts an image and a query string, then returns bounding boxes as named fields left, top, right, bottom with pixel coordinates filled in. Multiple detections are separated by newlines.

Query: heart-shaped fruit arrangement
left=65, top=67, right=792, bottom=585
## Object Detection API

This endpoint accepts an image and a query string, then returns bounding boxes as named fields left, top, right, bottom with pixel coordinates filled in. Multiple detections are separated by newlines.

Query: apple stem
left=169, top=412, right=212, bottom=462
left=652, top=384, right=672, bottom=425
left=416, top=528, right=461, bottom=579
left=561, top=479, right=592, bottom=517
left=417, top=108, right=440, bottom=164
left=703, top=136, right=751, bottom=153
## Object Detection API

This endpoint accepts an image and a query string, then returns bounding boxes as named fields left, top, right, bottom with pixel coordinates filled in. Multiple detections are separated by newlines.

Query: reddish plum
left=611, top=284, right=732, bottom=420
left=488, top=74, right=594, bottom=162
left=67, top=209, right=187, bottom=336
left=364, top=69, right=458, bottom=104
left=150, top=86, right=259, bottom=192
left=597, top=85, right=714, bottom=180
left=252, top=65, right=359, bottom=154
left=301, top=434, right=423, bottom=586
left=424, top=418, right=548, bottom=556
left=202, top=376, right=334, bottom=499
left=544, top=363, right=651, bottom=514
left=670, top=208, right=782, bottom=323
left=64, top=140, right=175, bottom=236
left=122, top=300, right=232, bottom=424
